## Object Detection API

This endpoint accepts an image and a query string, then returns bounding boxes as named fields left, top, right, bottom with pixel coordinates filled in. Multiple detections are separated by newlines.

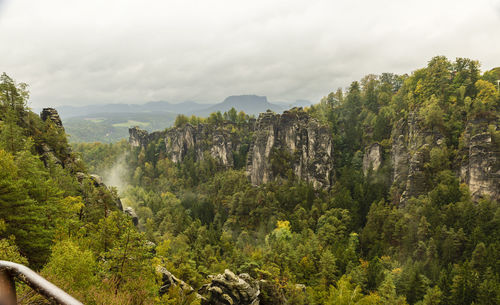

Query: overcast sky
left=0, top=0, right=499, bottom=108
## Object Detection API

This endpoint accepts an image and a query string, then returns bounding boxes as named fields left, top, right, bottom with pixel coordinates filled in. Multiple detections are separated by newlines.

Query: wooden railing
left=0, top=260, right=83, bottom=305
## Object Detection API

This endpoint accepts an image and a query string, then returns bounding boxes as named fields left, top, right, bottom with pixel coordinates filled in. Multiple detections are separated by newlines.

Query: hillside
left=1, top=57, right=499, bottom=304
left=75, top=57, right=499, bottom=304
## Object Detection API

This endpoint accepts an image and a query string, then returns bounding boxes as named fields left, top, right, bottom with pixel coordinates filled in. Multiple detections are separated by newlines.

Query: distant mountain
left=37, top=101, right=210, bottom=119
left=192, top=95, right=285, bottom=117
left=34, top=96, right=312, bottom=120
left=41, top=95, right=312, bottom=142
left=273, top=99, right=312, bottom=108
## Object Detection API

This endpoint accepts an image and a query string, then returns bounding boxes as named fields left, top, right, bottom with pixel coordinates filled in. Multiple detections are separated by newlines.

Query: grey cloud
left=0, top=0, right=499, bottom=108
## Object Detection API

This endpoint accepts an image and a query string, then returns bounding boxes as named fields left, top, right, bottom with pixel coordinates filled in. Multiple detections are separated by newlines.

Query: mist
left=102, top=153, right=130, bottom=194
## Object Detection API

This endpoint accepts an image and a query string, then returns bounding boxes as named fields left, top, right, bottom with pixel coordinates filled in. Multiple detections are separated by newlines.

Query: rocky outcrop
left=391, top=112, right=445, bottom=205
left=129, top=127, right=164, bottom=148
left=157, top=266, right=202, bottom=298
left=459, top=120, right=500, bottom=202
left=40, top=143, right=62, bottom=166
left=130, top=123, right=246, bottom=168
left=164, top=124, right=237, bottom=167
left=363, top=143, right=382, bottom=175
left=40, top=108, right=64, bottom=129
left=128, top=109, right=334, bottom=188
left=200, top=269, right=260, bottom=305
left=39, top=108, right=68, bottom=166
left=390, top=112, right=499, bottom=204
left=246, top=109, right=334, bottom=188
left=156, top=267, right=262, bottom=304
left=75, top=172, right=125, bottom=212
left=124, top=207, right=139, bottom=226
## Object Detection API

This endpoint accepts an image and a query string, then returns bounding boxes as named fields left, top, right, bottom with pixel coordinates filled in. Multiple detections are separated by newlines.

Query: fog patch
left=102, top=153, right=129, bottom=194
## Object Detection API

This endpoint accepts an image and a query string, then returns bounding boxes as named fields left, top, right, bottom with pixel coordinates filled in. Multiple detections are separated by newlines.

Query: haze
left=0, top=0, right=499, bottom=108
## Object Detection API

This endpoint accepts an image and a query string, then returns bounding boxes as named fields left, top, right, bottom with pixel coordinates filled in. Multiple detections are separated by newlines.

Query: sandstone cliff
left=459, top=119, right=500, bottom=202
left=390, top=112, right=499, bottom=204
left=391, top=112, right=446, bottom=204
left=129, top=108, right=334, bottom=188
left=363, top=143, right=382, bottom=175
left=246, top=109, right=334, bottom=188
left=130, top=121, right=252, bottom=168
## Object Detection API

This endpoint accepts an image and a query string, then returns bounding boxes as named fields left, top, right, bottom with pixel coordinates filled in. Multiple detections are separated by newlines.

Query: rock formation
left=391, top=112, right=446, bottom=205
left=124, top=207, right=139, bottom=226
left=40, top=108, right=64, bottom=129
left=163, top=123, right=238, bottom=167
left=129, top=127, right=164, bottom=148
left=246, top=109, right=334, bottom=188
left=391, top=112, right=499, bottom=204
left=128, top=108, right=498, bottom=200
left=363, top=143, right=382, bottom=175
left=199, top=269, right=260, bottom=305
left=459, top=120, right=500, bottom=202
left=39, top=108, right=67, bottom=166
left=130, top=123, right=247, bottom=168
left=157, top=266, right=202, bottom=298
left=129, top=108, right=334, bottom=188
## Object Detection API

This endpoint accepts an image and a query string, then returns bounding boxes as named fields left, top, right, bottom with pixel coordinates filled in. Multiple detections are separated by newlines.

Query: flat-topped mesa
left=246, top=108, right=334, bottom=188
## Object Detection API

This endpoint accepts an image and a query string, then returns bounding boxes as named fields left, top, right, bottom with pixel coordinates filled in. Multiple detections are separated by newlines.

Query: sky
left=0, top=0, right=499, bottom=108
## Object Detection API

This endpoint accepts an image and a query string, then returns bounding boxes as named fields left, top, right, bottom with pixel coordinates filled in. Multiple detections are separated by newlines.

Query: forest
left=1, top=56, right=499, bottom=304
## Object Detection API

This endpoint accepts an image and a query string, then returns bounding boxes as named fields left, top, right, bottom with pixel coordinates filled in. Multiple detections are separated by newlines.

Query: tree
left=174, top=114, right=189, bottom=127
left=0, top=107, right=26, bottom=153
left=0, top=72, right=29, bottom=110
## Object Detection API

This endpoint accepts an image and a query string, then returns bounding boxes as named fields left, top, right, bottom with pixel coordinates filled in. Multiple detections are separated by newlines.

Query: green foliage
left=174, top=114, right=189, bottom=127
left=1, top=55, right=499, bottom=304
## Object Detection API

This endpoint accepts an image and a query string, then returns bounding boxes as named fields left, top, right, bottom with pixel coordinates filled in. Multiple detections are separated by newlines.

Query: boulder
left=157, top=266, right=202, bottom=298
left=124, top=207, right=139, bottom=226
left=199, top=269, right=260, bottom=305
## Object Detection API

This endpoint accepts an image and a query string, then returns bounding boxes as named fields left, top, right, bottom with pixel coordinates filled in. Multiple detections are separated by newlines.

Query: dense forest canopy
left=1, top=56, right=499, bottom=304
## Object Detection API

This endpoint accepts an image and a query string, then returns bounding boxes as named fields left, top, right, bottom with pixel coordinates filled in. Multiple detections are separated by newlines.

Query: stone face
left=40, top=108, right=64, bottom=129
left=164, top=123, right=239, bottom=167
left=40, top=143, right=62, bottom=166
left=391, top=112, right=445, bottom=205
left=128, top=109, right=334, bottom=188
left=124, top=207, right=139, bottom=226
left=246, top=109, right=334, bottom=188
left=363, top=143, right=382, bottom=175
left=391, top=118, right=409, bottom=193
left=128, top=126, right=164, bottom=148
left=39, top=108, right=66, bottom=166
left=199, top=269, right=260, bottom=305
left=459, top=120, right=500, bottom=202
left=390, top=112, right=499, bottom=205
left=157, top=266, right=202, bottom=298
left=89, top=174, right=104, bottom=187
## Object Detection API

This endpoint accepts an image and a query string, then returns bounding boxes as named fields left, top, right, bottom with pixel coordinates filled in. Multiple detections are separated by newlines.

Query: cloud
left=0, top=0, right=499, bottom=107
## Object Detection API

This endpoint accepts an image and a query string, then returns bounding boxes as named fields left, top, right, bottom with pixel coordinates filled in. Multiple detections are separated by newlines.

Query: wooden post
left=0, top=269, right=17, bottom=305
